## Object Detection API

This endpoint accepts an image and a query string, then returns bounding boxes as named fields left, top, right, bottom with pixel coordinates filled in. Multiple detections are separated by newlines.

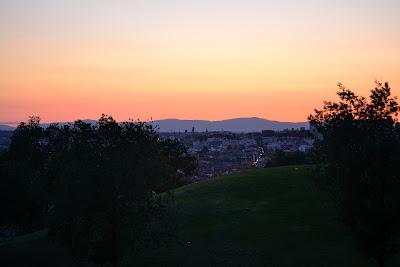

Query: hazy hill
left=0, top=118, right=309, bottom=133
left=0, top=120, right=98, bottom=131
left=0, top=125, right=15, bottom=131
left=151, top=117, right=309, bottom=132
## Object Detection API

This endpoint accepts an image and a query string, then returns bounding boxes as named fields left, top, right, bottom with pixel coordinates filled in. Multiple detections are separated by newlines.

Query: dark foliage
left=262, top=128, right=311, bottom=138
left=0, top=117, right=47, bottom=232
left=0, top=115, right=197, bottom=265
left=309, top=82, right=400, bottom=266
left=265, top=150, right=311, bottom=168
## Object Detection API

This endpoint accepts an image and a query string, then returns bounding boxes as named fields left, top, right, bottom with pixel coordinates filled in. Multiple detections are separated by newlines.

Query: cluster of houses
left=0, top=128, right=314, bottom=179
left=160, top=128, right=314, bottom=179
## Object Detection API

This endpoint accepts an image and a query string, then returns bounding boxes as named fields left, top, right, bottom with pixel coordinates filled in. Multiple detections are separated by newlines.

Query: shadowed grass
left=142, top=165, right=375, bottom=266
left=4, top=166, right=398, bottom=266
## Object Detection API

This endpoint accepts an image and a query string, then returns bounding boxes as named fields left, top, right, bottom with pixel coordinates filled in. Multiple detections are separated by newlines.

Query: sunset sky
left=1, top=0, right=399, bottom=123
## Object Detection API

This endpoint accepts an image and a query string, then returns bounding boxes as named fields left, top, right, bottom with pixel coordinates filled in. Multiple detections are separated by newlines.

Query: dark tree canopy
left=0, top=115, right=197, bottom=265
left=309, top=82, right=400, bottom=266
left=0, top=116, right=47, bottom=229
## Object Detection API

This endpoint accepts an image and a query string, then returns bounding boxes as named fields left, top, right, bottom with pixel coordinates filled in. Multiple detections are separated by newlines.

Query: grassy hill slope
left=143, top=165, right=374, bottom=266
left=3, top=165, right=394, bottom=266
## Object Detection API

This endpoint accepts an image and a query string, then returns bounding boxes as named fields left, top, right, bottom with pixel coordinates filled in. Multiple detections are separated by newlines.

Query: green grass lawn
left=3, top=165, right=397, bottom=266
left=141, top=165, right=376, bottom=266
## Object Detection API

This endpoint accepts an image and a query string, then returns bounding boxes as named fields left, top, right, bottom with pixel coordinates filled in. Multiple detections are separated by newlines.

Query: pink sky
left=1, top=0, right=399, bottom=123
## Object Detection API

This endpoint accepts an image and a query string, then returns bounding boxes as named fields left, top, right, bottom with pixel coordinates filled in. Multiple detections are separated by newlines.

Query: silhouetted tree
left=265, top=149, right=308, bottom=167
left=309, top=82, right=400, bottom=266
left=0, top=115, right=197, bottom=266
left=0, top=116, right=48, bottom=232
left=160, top=139, right=198, bottom=187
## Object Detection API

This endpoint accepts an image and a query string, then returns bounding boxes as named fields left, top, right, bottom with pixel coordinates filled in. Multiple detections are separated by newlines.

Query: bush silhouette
left=0, top=115, right=197, bottom=265
left=309, top=82, right=400, bottom=266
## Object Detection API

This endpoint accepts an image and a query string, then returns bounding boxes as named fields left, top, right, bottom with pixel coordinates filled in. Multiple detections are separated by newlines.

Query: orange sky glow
left=1, top=0, right=399, bottom=123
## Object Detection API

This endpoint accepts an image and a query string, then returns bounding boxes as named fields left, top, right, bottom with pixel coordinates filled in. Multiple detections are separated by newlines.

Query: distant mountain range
left=0, top=125, right=16, bottom=131
left=0, top=118, right=309, bottom=133
left=151, top=118, right=308, bottom=132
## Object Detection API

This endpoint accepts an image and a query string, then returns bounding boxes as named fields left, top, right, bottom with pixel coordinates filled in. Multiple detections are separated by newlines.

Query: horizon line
left=0, top=116, right=309, bottom=127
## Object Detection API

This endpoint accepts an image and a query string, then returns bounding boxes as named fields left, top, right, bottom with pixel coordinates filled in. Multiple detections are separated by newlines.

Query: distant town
left=161, top=127, right=314, bottom=180
left=0, top=126, right=314, bottom=180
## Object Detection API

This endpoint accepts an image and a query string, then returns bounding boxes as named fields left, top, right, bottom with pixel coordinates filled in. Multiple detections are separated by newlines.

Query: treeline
left=310, top=82, right=400, bottom=267
left=261, top=128, right=311, bottom=138
left=265, top=150, right=313, bottom=168
left=0, top=115, right=197, bottom=265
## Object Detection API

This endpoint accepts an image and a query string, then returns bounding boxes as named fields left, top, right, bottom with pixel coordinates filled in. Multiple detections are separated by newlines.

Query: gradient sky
left=1, top=0, right=399, bottom=123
